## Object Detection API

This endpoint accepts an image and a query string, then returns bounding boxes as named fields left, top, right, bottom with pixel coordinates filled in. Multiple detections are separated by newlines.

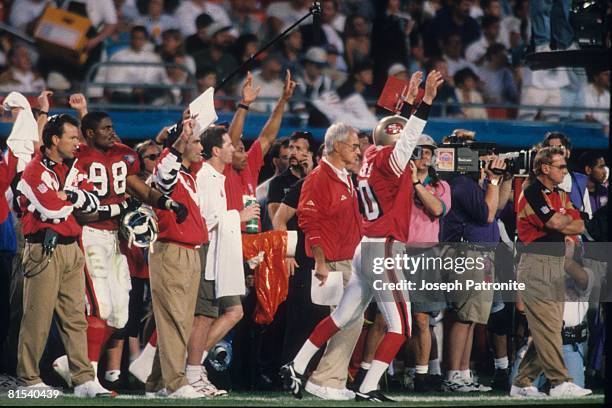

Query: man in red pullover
left=294, top=123, right=363, bottom=400
left=145, top=119, right=208, bottom=399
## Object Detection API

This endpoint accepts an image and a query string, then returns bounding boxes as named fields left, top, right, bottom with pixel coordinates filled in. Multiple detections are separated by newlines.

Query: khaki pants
left=17, top=242, right=94, bottom=386
left=146, top=242, right=200, bottom=393
left=309, top=260, right=364, bottom=390
left=514, top=253, right=571, bottom=387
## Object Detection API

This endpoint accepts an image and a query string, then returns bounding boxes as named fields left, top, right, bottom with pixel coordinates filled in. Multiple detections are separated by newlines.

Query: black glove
left=120, top=197, right=142, bottom=214
left=168, top=200, right=188, bottom=224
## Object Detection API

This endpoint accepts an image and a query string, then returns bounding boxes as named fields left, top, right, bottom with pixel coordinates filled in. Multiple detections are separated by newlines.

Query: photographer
left=511, top=147, right=591, bottom=398
left=439, top=131, right=512, bottom=393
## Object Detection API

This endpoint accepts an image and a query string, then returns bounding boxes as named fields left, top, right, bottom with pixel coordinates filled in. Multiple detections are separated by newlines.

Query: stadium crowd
left=0, top=0, right=609, bottom=402
left=0, top=0, right=609, bottom=130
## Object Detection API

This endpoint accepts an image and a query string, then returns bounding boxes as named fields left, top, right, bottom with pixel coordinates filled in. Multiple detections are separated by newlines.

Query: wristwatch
left=489, top=177, right=500, bottom=186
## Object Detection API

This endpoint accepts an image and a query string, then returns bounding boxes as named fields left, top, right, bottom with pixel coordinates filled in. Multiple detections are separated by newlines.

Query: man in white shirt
left=8, top=0, right=48, bottom=31
left=0, top=44, right=46, bottom=94
left=583, top=70, right=610, bottom=132
left=266, top=0, right=311, bottom=34
left=187, top=126, right=259, bottom=397
left=103, top=26, right=169, bottom=103
left=241, top=57, right=285, bottom=113
left=175, top=0, right=232, bottom=37
left=441, top=32, right=476, bottom=76
left=465, top=15, right=501, bottom=65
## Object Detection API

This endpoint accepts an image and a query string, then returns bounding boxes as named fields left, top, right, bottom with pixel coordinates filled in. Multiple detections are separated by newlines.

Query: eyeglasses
left=545, top=162, right=568, bottom=170
left=143, top=154, right=160, bottom=161
left=339, top=141, right=360, bottom=151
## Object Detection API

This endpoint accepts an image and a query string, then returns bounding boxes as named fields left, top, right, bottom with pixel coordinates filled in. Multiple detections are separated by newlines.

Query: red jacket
left=298, top=160, right=363, bottom=261
left=0, top=149, right=18, bottom=224
left=153, top=148, right=208, bottom=247
left=18, top=152, right=95, bottom=238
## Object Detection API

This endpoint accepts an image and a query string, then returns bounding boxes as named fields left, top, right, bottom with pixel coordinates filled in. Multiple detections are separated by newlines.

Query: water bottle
left=243, top=195, right=259, bottom=234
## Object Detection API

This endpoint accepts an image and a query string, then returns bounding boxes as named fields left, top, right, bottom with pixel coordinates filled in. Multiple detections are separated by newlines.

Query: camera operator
left=511, top=146, right=592, bottom=398
left=439, top=132, right=512, bottom=393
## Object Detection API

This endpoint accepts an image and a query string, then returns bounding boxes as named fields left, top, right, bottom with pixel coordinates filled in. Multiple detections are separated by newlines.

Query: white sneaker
left=510, top=385, right=547, bottom=398
left=73, top=380, right=113, bottom=398
left=305, top=380, right=355, bottom=400
left=535, top=44, right=552, bottom=53
left=145, top=388, right=168, bottom=399
left=19, top=382, right=64, bottom=395
left=465, top=370, right=492, bottom=392
left=189, top=366, right=228, bottom=397
left=52, top=355, right=72, bottom=387
left=442, top=372, right=477, bottom=392
left=168, top=385, right=204, bottom=399
left=549, top=381, right=592, bottom=398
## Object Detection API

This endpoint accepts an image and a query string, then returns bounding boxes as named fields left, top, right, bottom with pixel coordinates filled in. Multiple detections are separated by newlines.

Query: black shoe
left=490, top=368, right=510, bottom=391
left=348, top=368, right=368, bottom=392
left=279, top=362, right=305, bottom=399
left=355, top=389, right=395, bottom=402
left=413, top=373, right=440, bottom=392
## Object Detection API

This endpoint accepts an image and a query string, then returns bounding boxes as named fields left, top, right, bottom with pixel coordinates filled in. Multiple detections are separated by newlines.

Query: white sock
left=415, top=365, right=428, bottom=375
left=460, top=369, right=471, bottom=382
left=104, top=370, right=120, bottom=382
left=293, top=340, right=320, bottom=375
left=359, top=360, right=388, bottom=394
left=429, top=359, right=441, bottom=375
left=494, top=356, right=509, bottom=370
left=446, top=369, right=460, bottom=381
left=360, top=362, right=372, bottom=370
left=186, top=364, right=201, bottom=382
left=200, top=350, right=209, bottom=365
left=91, top=361, right=99, bottom=379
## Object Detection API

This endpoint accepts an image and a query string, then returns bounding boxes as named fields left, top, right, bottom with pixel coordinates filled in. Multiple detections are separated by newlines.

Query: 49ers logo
left=385, top=123, right=404, bottom=135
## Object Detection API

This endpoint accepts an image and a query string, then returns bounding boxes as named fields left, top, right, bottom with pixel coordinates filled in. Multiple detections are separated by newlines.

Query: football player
left=281, top=70, right=444, bottom=402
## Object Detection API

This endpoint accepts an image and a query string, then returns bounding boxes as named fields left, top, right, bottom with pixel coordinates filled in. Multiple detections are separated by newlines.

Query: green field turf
left=0, top=391, right=605, bottom=407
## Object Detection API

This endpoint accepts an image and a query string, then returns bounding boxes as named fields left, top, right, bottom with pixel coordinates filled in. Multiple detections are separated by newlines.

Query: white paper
left=310, top=270, right=343, bottom=306
left=189, top=87, right=218, bottom=136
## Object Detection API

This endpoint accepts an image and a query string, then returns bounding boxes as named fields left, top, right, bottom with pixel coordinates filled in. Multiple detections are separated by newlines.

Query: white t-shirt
left=174, top=0, right=232, bottom=37
left=104, top=47, right=168, bottom=92
left=563, top=266, right=594, bottom=327
left=266, top=1, right=311, bottom=28
left=583, top=83, right=610, bottom=127
left=9, top=0, right=49, bottom=30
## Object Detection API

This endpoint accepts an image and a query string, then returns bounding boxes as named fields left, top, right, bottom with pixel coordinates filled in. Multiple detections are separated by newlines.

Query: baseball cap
left=388, top=63, right=408, bottom=76
left=303, top=47, right=328, bottom=66
left=208, top=21, right=233, bottom=37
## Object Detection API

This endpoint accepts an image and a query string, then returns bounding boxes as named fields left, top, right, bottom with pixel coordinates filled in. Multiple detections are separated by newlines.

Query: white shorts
left=81, top=226, right=131, bottom=329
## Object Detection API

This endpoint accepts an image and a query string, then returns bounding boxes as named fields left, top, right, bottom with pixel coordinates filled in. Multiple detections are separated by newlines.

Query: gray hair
left=324, top=122, right=357, bottom=154
left=533, top=146, right=566, bottom=176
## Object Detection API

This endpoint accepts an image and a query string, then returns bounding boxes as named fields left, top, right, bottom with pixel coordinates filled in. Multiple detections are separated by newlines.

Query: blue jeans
left=511, top=341, right=586, bottom=388
left=530, top=0, right=574, bottom=48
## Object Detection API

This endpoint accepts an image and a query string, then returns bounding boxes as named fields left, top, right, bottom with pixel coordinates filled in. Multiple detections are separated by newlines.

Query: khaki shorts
left=450, top=249, right=494, bottom=325
left=194, top=244, right=242, bottom=317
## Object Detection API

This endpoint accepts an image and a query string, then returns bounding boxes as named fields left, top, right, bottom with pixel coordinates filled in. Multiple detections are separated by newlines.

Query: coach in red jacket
left=146, top=119, right=208, bottom=399
left=296, top=123, right=364, bottom=399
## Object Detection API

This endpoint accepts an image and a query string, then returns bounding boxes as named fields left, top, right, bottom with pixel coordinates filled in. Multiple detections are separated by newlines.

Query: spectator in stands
left=408, top=31, right=427, bottom=76
left=185, top=13, right=213, bottom=55
left=175, top=0, right=231, bottom=37
left=336, top=60, right=375, bottom=101
left=195, top=67, right=231, bottom=111
left=465, top=15, right=502, bottom=65
left=582, top=70, right=610, bottom=133
left=424, top=57, right=464, bottom=117
left=423, top=0, right=481, bottom=58
left=323, top=44, right=347, bottom=87
left=233, top=34, right=259, bottom=67
left=442, top=32, right=475, bottom=77
left=244, top=57, right=284, bottom=113
left=500, top=0, right=530, bottom=58
left=266, top=0, right=311, bottom=35
left=278, top=27, right=304, bottom=79
left=0, top=44, right=45, bottom=94
left=301, top=0, right=347, bottom=71
left=343, top=14, right=371, bottom=70
left=192, top=22, right=238, bottom=88
left=530, top=0, right=575, bottom=52
left=66, top=0, right=119, bottom=65
left=103, top=25, right=169, bottom=104
left=357, top=131, right=371, bottom=155
left=477, top=43, right=519, bottom=106
left=165, top=53, right=191, bottom=105
left=454, top=68, right=488, bottom=119
left=8, top=0, right=48, bottom=33
left=294, top=47, right=335, bottom=122
left=542, top=132, right=592, bottom=217
left=227, top=0, right=261, bottom=36
left=135, top=0, right=179, bottom=45
left=159, top=29, right=196, bottom=74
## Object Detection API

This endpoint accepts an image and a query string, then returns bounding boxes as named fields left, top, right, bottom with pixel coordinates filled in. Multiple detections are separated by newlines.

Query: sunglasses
left=545, top=163, right=568, bottom=170
left=143, top=153, right=160, bottom=161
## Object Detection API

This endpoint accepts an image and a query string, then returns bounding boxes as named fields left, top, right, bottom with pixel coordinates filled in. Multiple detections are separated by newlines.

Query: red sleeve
left=247, top=139, right=264, bottom=182
left=0, top=149, right=18, bottom=192
left=18, top=166, right=75, bottom=221
left=563, top=192, right=581, bottom=220
left=123, top=145, right=141, bottom=176
left=297, top=171, right=327, bottom=256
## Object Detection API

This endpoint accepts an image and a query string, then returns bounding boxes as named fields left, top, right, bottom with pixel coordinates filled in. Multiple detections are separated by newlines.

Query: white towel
left=205, top=209, right=245, bottom=298
left=3, top=92, right=38, bottom=172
